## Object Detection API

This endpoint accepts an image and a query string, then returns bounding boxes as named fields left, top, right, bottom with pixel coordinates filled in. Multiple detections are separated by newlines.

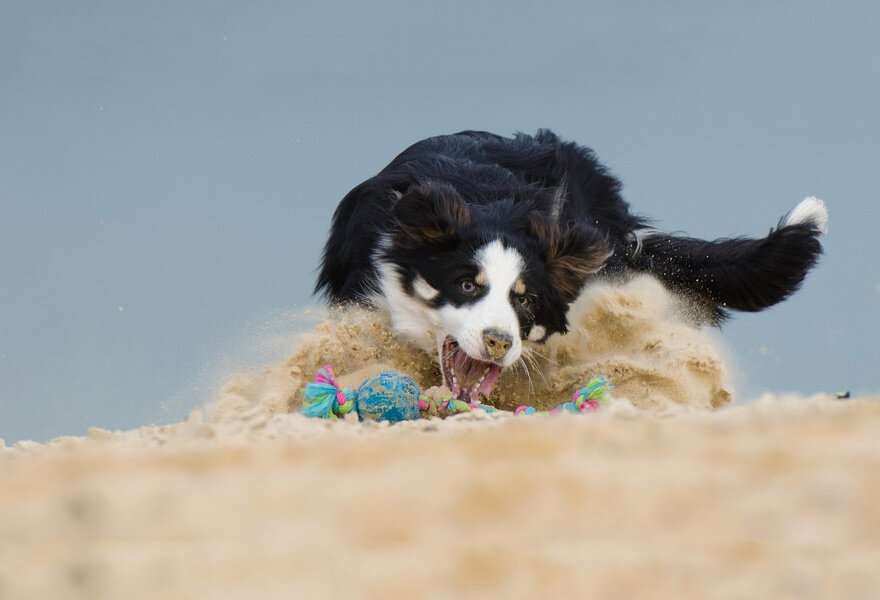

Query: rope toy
left=514, top=376, right=610, bottom=415
left=302, top=366, right=421, bottom=421
left=302, top=366, right=611, bottom=423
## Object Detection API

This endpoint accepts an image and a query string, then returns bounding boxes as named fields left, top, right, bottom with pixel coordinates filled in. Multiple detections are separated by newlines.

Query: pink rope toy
left=514, top=376, right=611, bottom=415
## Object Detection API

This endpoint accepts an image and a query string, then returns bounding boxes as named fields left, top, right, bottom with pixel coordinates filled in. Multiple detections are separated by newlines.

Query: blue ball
left=355, top=371, right=422, bottom=422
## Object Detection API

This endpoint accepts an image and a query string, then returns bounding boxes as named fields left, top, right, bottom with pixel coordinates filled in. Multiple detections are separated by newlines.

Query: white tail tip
left=782, top=196, right=828, bottom=235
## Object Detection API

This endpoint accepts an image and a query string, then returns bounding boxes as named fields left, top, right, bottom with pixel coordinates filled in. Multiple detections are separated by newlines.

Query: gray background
left=2, top=1, right=877, bottom=443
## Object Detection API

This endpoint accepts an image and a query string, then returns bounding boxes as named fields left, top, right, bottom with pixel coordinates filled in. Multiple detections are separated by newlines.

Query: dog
left=315, top=129, right=827, bottom=402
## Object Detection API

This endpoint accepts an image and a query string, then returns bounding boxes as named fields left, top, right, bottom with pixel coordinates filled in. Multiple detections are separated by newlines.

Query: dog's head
left=378, top=181, right=610, bottom=402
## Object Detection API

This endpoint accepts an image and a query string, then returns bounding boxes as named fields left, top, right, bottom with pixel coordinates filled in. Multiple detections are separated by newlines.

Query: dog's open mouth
left=440, top=336, right=502, bottom=403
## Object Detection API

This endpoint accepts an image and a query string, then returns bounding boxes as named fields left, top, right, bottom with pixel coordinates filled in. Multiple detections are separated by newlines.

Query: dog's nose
left=482, top=329, right=512, bottom=361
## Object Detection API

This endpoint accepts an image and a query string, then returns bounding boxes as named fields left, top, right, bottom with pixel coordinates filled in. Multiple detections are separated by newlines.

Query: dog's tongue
left=451, top=349, right=502, bottom=402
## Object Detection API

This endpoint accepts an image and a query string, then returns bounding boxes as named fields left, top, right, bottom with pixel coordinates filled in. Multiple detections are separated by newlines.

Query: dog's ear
left=529, top=213, right=611, bottom=303
left=393, top=182, right=471, bottom=247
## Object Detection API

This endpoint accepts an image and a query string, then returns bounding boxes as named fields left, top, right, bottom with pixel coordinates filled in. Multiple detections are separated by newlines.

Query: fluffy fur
left=315, top=129, right=827, bottom=398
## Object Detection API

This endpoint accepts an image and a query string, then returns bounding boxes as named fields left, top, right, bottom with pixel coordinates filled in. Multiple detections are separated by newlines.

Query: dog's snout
left=482, top=329, right=512, bottom=361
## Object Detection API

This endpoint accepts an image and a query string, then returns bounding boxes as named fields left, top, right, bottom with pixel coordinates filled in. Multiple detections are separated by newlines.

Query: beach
left=3, top=395, right=879, bottom=599
left=3, top=277, right=877, bottom=599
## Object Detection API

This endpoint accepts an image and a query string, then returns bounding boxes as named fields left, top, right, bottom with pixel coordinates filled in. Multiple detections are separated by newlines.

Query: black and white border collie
left=316, top=130, right=827, bottom=402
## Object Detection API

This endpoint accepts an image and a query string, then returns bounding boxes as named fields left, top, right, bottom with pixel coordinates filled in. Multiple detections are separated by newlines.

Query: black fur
left=627, top=221, right=824, bottom=323
left=316, top=129, right=824, bottom=332
left=383, top=181, right=600, bottom=337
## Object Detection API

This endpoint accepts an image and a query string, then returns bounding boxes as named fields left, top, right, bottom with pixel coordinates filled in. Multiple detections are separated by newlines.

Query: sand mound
left=210, top=275, right=731, bottom=425
left=513, top=275, right=731, bottom=410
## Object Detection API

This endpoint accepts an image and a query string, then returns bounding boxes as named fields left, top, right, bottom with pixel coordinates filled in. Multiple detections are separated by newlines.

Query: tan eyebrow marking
left=513, top=279, right=526, bottom=295
left=475, top=270, right=488, bottom=286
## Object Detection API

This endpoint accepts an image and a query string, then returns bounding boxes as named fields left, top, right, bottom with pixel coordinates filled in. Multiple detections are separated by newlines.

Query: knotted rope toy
left=514, top=376, right=610, bottom=415
left=302, top=365, right=611, bottom=423
left=302, top=366, right=421, bottom=421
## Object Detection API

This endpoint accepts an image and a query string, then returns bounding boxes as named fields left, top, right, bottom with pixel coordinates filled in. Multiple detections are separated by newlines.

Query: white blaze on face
left=437, top=240, right=524, bottom=367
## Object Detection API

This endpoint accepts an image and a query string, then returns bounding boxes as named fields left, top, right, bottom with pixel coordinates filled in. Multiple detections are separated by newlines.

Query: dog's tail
left=625, top=197, right=828, bottom=323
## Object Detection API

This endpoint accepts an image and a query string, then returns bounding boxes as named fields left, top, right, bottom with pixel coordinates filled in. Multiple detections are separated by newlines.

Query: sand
left=210, top=275, right=732, bottom=425
left=2, top=277, right=877, bottom=599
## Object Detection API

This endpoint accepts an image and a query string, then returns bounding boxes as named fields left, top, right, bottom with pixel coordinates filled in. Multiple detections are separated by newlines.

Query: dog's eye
left=516, top=295, right=531, bottom=308
left=459, top=279, right=477, bottom=294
